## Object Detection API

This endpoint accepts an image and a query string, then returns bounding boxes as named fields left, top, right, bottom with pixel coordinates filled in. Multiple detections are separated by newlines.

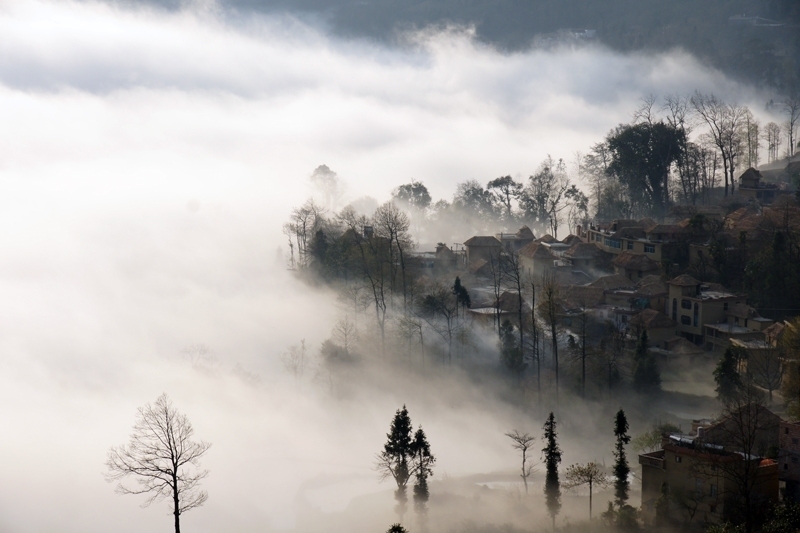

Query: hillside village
left=285, top=157, right=800, bottom=531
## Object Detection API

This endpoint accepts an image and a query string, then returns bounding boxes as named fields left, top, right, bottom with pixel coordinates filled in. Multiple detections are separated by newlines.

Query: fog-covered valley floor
left=0, top=1, right=785, bottom=532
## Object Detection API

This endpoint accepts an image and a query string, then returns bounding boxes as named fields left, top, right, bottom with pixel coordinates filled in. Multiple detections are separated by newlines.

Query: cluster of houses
left=639, top=406, right=800, bottom=527
left=413, top=168, right=799, bottom=360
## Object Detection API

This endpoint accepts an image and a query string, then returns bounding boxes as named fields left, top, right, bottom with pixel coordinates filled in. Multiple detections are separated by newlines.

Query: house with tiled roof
left=612, top=251, right=660, bottom=281
left=495, top=225, right=535, bottom=253
left=463, top=235, right=502, bottom=265
left=738, top=167, right=779, bottom=204
left=518, top=241, right=558, bottom=278
left=629, top=309, right=677, bottom=346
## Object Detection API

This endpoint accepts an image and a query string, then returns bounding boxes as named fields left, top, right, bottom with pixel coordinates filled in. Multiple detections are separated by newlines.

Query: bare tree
left=281, top=340, right=308, bottom=381
left=374, top=202, right=413, bottom=312
left=505, top=430, right=537, bottom=494
left=763, top=122, right=783, bottom=163
left=781, top=96, right=800, bottom=158
left=538, top=272, right=562, bottom=402
left=564, top=462, right=609, bottom=520
left=332, top=317, right=358, bottom=355
left=691, top=93, right=748, bottom=196
left=105, top=394, right=211, bottom=533
left=283, top=199, right=325, bottom=269
left=501, top=251, right=526, bottom=361
left=487, top=248, right=505, bottom=335
left=746, top=336, right=785, bottom=406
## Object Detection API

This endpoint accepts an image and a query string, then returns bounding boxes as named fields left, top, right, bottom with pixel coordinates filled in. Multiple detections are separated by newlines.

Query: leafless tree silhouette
left=105, top=394, right=211, bottom=533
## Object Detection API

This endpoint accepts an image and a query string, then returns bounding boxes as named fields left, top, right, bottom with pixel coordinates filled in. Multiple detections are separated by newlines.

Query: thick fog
left=0, top=1, right=775, bottom=532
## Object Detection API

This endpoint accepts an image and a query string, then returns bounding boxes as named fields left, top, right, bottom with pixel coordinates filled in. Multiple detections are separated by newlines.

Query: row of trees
left=584, top=93, right=800, bottom=221
left=505, top=409, right=634, bottom=530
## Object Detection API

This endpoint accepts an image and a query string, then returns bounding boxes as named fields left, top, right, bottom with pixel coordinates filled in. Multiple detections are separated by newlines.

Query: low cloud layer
left=0, top=1, right=770, bottom=532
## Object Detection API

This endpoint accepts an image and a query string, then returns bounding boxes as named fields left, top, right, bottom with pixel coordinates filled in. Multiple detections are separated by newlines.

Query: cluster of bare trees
left=581, top=92, right=800, bottom=221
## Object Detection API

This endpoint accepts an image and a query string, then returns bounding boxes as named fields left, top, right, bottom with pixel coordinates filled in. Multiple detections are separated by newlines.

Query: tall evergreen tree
left=714, top=346, right=745, bottom=404
left=411, top=426, right=435, bottom=517
left=542, top=412, right=562, bottom=530
left=377, top=406, right=414, bottom=520
left=612, top=409, right=631, bottom=507
left=632, top=330, right=661, bottom=392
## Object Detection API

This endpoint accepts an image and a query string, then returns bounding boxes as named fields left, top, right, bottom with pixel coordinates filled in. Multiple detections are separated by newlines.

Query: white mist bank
left=0, top=1, right=762, bottom=532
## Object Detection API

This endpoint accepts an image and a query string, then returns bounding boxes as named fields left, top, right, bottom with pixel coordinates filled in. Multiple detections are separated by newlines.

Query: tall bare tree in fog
left=374, top=202, right=413, bottom=312
left=539, top=272, right=562, bottom=402
left=419, top=283, right=458, bottom=363
left=105, top=394, right=211, bottom=533
left=284, top=199, right=325, bottom=269
left=519, top=157, right=573, bottom=239
left=691, top=93, right=748, bottom=197
left=763, top=122, right=783, bottom=163
left=781, top=96, right=800, bottom=158
left=505, top=430, right=536, bottom=494
left=487, top=249, right=505, bottom=335
left=281, top=339, right=308, bottom=382
left=564, top=462, right=609, bottom=520
left=339, top=207, right=389, bottom=354
left=501, top=251, right=526, bottom=356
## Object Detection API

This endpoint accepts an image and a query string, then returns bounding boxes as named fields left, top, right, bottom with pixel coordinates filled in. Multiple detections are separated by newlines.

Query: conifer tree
left=411, top=426, right=435, bottom=517
left=377, top=406, right=414, bottom=520
left=612, top=409, right=631, bottom=507
left=542, top=412, right=562, bottom=530
left=714, top=346, right=745, bottom=403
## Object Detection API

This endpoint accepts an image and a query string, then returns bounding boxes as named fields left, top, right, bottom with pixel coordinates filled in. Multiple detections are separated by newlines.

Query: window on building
left=682, top=299, right=692, bottom=310
left=675, top=456, right=682, bottom=463
left=785, top=463, right=789, bottom=470
left=787, top=428, right=790, bottom=435
left=724, top=302, right=729, bottom=311
left=627, top=241, right=633, bottom=250
left=734, top=317, right=739, bottom=325
left=745, top=318, right=748, bottom=328
left=695, top=478, right=704, bottom=496
left=694, top=303, right=699, bottom=327
left=672, top=299, right=677, bottom=321
left=645, top=244, right=655, bottom=254
left=681, top=315, right=691, bottom=325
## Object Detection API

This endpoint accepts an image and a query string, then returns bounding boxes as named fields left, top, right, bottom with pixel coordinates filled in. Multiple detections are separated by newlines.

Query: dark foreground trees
left=542, top=412, right=562, bottom=530
left=377, top=406, right=435, bottom=522
left=105, top=394, right=211, bottom=533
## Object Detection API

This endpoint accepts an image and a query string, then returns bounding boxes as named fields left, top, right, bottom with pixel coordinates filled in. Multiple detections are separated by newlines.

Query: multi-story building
left=666, top=275, right=743, bottom=345
left=640, top=435, right=778, bottom=527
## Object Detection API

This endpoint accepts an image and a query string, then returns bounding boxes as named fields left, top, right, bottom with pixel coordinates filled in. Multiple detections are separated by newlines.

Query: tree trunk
left=173, top=472, right=180, bottom=533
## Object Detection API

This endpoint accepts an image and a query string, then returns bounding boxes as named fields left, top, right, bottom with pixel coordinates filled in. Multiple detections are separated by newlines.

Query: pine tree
left=542, top=412, right=562, bottom=530
left=378, top=406, right=414, bottom=520
left=632, top=330, right=661, bottom=392
left=452, top=277, right=471, bottom=310
left=714, top=346, right=745, bottom=403
left=612, top=409, right=631, bottom=507
left=411, top=426, right=435, bottom=517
